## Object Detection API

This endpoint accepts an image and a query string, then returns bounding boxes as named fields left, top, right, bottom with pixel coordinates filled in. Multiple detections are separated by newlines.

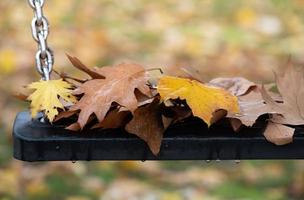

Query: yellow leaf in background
left=26, top=180, right=49, bottom=198
left=27, top=79, right=77, bottom=122
left=157, top=76, right=240, bottom=126
left=0, top=49, right=16, bottom=75
left=235, top=7, right=257, bottom=27
left=161, top=192, right=183, bottom=200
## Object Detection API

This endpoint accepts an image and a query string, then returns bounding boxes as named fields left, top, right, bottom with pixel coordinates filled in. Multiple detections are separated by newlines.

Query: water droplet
left=141, top=159, right=146, bottom=162
left=216, top=159, right=221, bottom=162
left=40, top=117, right=45, bottom=123
left=235, top=160, right=241, bottom=164
left=205, top=160, right=211, bottom=163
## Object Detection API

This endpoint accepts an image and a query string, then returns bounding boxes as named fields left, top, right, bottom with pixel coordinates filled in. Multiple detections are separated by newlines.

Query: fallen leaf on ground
left=27, top=79, right=77, bottom=122
left=264, top=122, right=294, bottom=145
left=70, top=63, right=152, bottom=129
left=125, top=101, right=172, bottom=155
left=261, top=65, right=304, bottom=125
left=157, top=76, right=239, bottom=126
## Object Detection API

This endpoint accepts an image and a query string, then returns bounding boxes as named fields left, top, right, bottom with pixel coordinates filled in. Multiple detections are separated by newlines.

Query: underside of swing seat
left=13, top=111, right=304, bottom=161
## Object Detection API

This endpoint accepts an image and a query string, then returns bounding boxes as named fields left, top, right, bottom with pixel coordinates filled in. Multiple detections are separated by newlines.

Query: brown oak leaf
left=261, top=65, right=304, bottom=125
left=67, top=54, right=105, bottom=79
left=209, top=77, right=280, bottom=129
left=125, top=101, right=172, bottom=155
left=229, top=86, right=276, bottom=127
left=92, top=109, right=130, bottom=129
left=70, top=63, right=152, bottom=129
left=66, top=122, right=81, bottom=132
left=209, top=77, right=256, bottom=96
left=54, top=110, right=78, bottom=122
left=264, top=122, right=294, bottom=145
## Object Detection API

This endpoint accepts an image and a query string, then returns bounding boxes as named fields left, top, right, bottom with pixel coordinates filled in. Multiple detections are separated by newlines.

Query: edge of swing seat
left=13, top=111, right=304, bottom=161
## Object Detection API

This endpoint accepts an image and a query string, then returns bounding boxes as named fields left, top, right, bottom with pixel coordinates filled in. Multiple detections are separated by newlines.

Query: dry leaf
left=70, top=63, right=152, bottom=129
left=66, top=115, right=96, bottom=131
left=178, top=66, right=204, bottom=82
left=66, top=122, right=81, bottom=131
left=125, top=101, right=171, bottom=155
left=209, top=77, right=256, bottom=96
left=261, top=65, right=304, bottom=125
left=54, top=110, right=78, bottom=122
left=230, top=118, right=243, bottom=132
left=229, top=86, right=276, bottom=127
left=157, top=76, right=239, bottom=126
left=53, top=69, right=87, bottom=84
left=264, top=122, right=294, bottom=145
left=210, top=77, right=280, bottom=128
left=211, top=109, right=228, bottom=124
left=27, top=79, right=77, bottom=122
left=92, top=110, right=130, bottom=129
left=165, top=65, right=204, bottom=82
left=169, top=106, right=192, bottom=123
left=67, top=54, right=105, bottom=79
left=134, top=89, right=155, bottom=107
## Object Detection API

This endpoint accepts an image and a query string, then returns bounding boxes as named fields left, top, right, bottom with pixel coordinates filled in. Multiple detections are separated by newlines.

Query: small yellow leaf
left=157, top=76, right=240, bottom=126
left=27, top=79, right=77, bottom=122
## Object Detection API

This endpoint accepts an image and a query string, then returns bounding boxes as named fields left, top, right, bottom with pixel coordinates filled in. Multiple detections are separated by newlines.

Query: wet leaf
left=157, top=76, right=239, bottom=126
left=54, top=110, right=78, bottom=122
left=67, top=54, right=105, bottom=79
left=27, top=79, right=77, bottom=122
left=229, top=86, right=276, bottom=127
left=70, top=63, right=152, bottom=129
left=264, top=122, right=294, bottom=145
left=261, top=65, right=304, bottom=125
left=210, top=77, right=280, bottom=128
left=125, top=101, right=172, bottom=155
left=92, top=109, right=130, bottom=129
left=209, top=77, right=256, bottom=96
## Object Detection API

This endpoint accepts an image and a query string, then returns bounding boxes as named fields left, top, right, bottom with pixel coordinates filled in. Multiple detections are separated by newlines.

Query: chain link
left=28, top=0, right=54, bottom=80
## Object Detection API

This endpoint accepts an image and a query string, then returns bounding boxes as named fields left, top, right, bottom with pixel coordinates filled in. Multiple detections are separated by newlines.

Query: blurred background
left=1, top=0, right=304, bottom=199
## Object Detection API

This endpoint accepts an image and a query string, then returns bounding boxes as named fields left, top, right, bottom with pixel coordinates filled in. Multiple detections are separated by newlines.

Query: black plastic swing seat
left=13, top=111, right=304, bottom=161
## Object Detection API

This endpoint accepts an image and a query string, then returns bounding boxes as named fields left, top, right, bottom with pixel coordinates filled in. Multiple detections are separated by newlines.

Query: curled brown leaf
left=125, top=101, right=172, bottom=155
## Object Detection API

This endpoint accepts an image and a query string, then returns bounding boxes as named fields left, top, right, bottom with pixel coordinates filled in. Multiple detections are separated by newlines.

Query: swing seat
left=13, top=111, right=304, bottom=161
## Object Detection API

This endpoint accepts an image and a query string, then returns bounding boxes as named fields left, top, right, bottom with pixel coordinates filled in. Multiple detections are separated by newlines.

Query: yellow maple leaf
left=157, top=76, right=240, bottom=126
left=27, top=79, right=77, bottom=122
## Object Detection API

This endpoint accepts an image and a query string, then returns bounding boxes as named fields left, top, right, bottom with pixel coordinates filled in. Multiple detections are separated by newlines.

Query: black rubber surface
left=13, top=112, right=304, bottom=161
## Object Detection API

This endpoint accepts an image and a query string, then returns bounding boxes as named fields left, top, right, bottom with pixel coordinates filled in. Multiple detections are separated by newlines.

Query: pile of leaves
left=23, top=55, right=304, bottom=155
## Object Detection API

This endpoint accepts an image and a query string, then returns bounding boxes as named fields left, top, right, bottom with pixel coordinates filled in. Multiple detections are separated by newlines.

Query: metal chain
left=28, top=0, right=54, bottom=80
